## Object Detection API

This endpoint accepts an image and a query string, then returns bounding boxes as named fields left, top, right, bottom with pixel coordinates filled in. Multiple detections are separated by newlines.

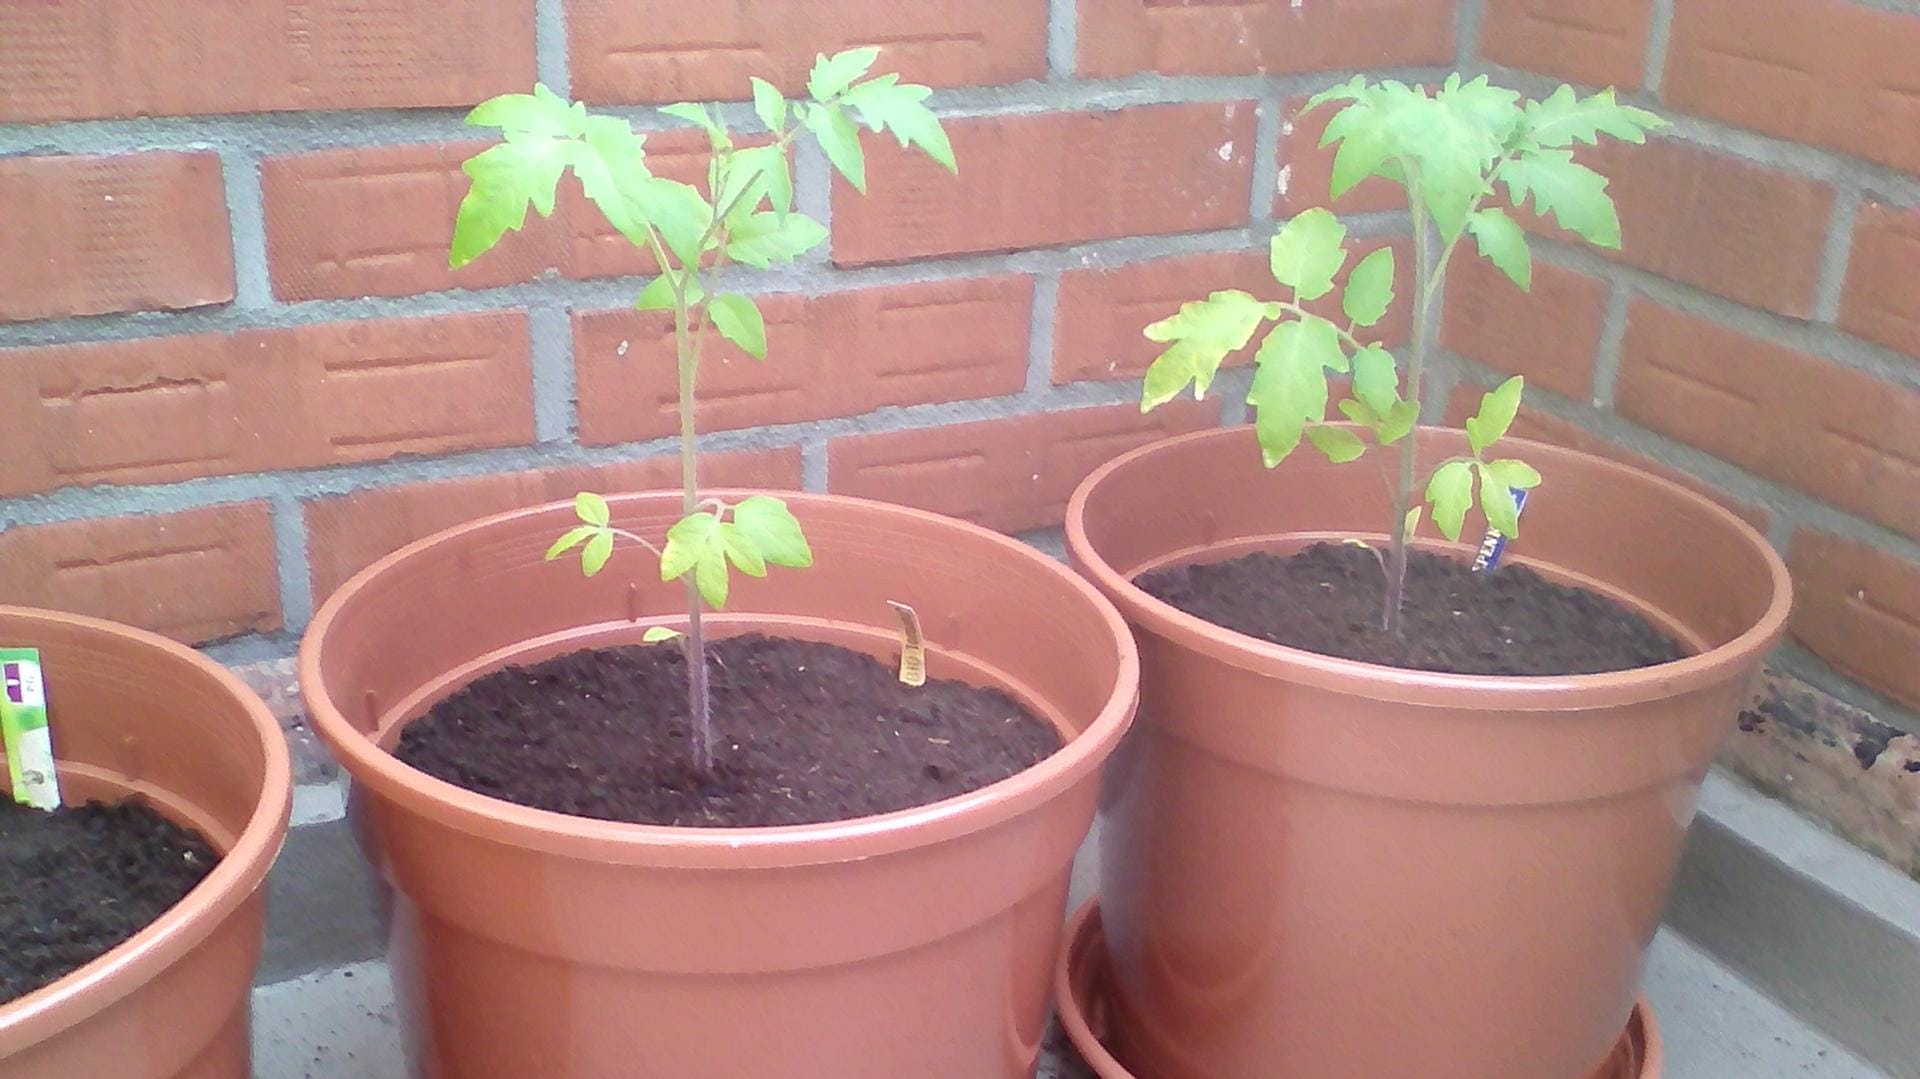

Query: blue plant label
left=1472, top=488, right=1529, bottom=573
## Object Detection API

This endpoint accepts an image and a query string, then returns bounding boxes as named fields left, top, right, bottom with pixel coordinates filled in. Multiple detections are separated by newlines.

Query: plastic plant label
left=887, top=601, right=927, bottom=688
left=1, top=648, right=61, bottom=810
left=1472, top=488, right=1530, bottom=573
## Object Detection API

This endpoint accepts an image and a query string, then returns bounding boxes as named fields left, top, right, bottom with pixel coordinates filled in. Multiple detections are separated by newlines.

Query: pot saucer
left=1054, top=899, right=1663, bottom=1079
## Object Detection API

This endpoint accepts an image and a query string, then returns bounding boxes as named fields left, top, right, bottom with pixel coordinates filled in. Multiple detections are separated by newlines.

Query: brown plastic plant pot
left=1053, top=900, right=1663, bottom=1079
left=299, top=490, right=1139, bottom=1079
left=1063, top=425, right=1790, bottom=1079
left=0, top=606, right=293, bottom=1079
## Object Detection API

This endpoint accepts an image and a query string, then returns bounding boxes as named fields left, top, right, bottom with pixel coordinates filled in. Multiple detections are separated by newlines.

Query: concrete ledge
left=1668, top=770, right=1920, bottom=1078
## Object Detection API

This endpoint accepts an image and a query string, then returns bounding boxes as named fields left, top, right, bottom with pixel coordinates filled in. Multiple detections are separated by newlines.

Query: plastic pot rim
left=299, top=489, right=1140, bottom=871
left=0, top=605, right=292, bottom=1053
left=1064, top=425, right=1793, bottom=712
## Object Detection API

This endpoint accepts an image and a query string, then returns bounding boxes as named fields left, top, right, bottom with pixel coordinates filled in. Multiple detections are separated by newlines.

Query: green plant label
left=1, top=648, right=61, bottom=810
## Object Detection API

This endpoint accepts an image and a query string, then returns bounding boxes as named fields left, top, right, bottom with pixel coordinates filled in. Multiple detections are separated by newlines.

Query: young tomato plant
left=450, top=49, right=956, bottom=776
left=1141, top=77, right=1663, bottom=632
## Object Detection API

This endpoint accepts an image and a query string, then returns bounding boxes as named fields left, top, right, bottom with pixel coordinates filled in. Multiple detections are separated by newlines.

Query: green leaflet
left=1269, top=209, right=1348, bottom=300
left=1140, top=290, right=1272, bottom=410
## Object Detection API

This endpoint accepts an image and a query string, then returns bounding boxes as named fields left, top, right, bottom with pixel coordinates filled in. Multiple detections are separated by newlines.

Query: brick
left=304, top=448, right=803, bottom=602
left=1514, top=138, right=1833, bottom=318
left=0, top=504, right=279, bottom=645
left=567, top=0, right=1047, bottom=103
left=1663, top=0, right=1920, bottom=175
left=1441, top=256, right=1609, bottom=400
left=1839, top=201, right=1920, bottom=364
left=0, top=1, right=533, bottom=122
left=827, top=400, right=1216, bottom=533
left=1788, top=530, right=1920, bottom=712
left=1615, top=301, right=1920, bottom=540
left=1053, top=237, right=1414, bottom=385
left=0, top=313, right=533, bottom=497
left=1277, top=93, right=1404, bottom=216
left=264, top=142, right=558, bottom=301
left=832, top=104, right=1257, bottom=267
left=1479, top=0, right=1654, bottom=89
left=1077, top=0, right=1455, bottom=78
left=0, top=152, right=234, bottom=323
left=575, top=276, right=1033, bottom=445
left=1443, top=389, right=1771, bottom=529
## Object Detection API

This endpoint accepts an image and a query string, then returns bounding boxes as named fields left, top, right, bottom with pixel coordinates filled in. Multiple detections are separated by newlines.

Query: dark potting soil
left=0, top=798, right=219, bottom=1004
left=1137, top=542, right=1687, bottom=676
left=394, top=634, right=1063, bottom=828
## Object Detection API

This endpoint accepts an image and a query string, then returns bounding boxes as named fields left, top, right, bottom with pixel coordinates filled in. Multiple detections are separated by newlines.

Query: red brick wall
left=0, top=0, right=1915, bottom=727
left=1426, top=0, right=1920, bottom=718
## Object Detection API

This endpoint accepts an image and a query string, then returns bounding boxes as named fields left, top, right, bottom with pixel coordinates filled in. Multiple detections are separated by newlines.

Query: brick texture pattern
left=566, top=0, right=1049, bottom=103
left=1077, top=0, right=1456, bottom=78
left=0, top=504, right=280, bottom=645
left=832, top=103, right=1258, bottom=266
left=0, top=1, right=534, bottom=122
left=1, top=152, right=234, bottom=322
left=3, top=1, right=1918, bottom=733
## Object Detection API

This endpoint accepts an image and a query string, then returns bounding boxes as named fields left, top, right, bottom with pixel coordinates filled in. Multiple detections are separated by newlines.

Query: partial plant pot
left=300, top=490, right=1137, bottom=1079
left=0, top=606, right=292, bottom=1078
left=1063, top=425, right=1790, bottom=1079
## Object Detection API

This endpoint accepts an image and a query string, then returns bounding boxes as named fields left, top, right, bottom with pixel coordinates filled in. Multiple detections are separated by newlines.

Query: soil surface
left=1, top=798, right=219, bottom=1003
left=396, top=634, right=1063, bottom=827
left=1138, top=542, right=1686, bottom=676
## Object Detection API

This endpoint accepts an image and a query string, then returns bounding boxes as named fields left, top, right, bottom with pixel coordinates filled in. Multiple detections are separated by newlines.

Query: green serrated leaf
left=545, top=524, right=598, bottom=561
left=1139, top=290, right=1270, bottom=410
left=634, top=274, right=696, bottom=312
left=718, top=521, right=768, bottom=577
left=575, top=491, right=610, bottom=526
left=1322, top=101, right=1396, bottom=200
left=582, top=531, right=615, bottom=576
left=731, top=495, right=812, bottom=568
left=1306, top=425, right=1367, bottom=463
left=806, top=104, right=867, bottom=193
left=450, top=140, right=571, bottom=268
left=1377, top=399, right=1420, bottom=445
left=726, top=212, right=828, bottom=268
left=839, top=77, right=955, bottom=173
left=1486, top=457, right=1542, bottom=490
left=627, top=176, right=713, bottom=266
left=1338, top=397, right=1376, bottom=425
left=724, top=144, right=792, bottom=221
left=1302, top=75, right=1368, bottom=115
left=1403, top=505, right=1423, bottom=539
left=1499, top=150, right=1621, bottom=248
left=1465, top=375, right=1524, bottom=456
left=1350, top=344, right=1399, bottom=417
left=808, top=47, right=882, bottom=101
left=1466, top=208, right=1532, bottom=290
left=661, top=102, right=729, bottom=151
left=1342, top=246, right=1396, bottom=327
left=1426, top=459, right=1476, bottom=541
left=465, top=85, right=581, bottom=137
left=1476, top=463, right=1523, bottom=536
left=642, top=626, right=683, bottom=643
left=1523, top=86, right=1666, bottom=149
left=661, top=512, right=720, bottom=581
left=693, top=542, right=730, bottom=607
left=709, top=293, right=768, bottom=360
left=1246, top=316, right=1344, bottom=466
left=1269, top=208, right=1348, bottom=300
left=751, top=77, right=787, bottom=134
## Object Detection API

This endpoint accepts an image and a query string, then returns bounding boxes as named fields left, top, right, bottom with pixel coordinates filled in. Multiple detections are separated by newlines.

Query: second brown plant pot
left=301, top=491, right=1138, bottom=1078
left=1064, top=426, right=1790, bottom=1079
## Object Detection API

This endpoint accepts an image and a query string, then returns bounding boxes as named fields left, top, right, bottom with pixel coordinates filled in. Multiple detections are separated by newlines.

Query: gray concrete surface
left=249, top=923, right=1888, bottom=1079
